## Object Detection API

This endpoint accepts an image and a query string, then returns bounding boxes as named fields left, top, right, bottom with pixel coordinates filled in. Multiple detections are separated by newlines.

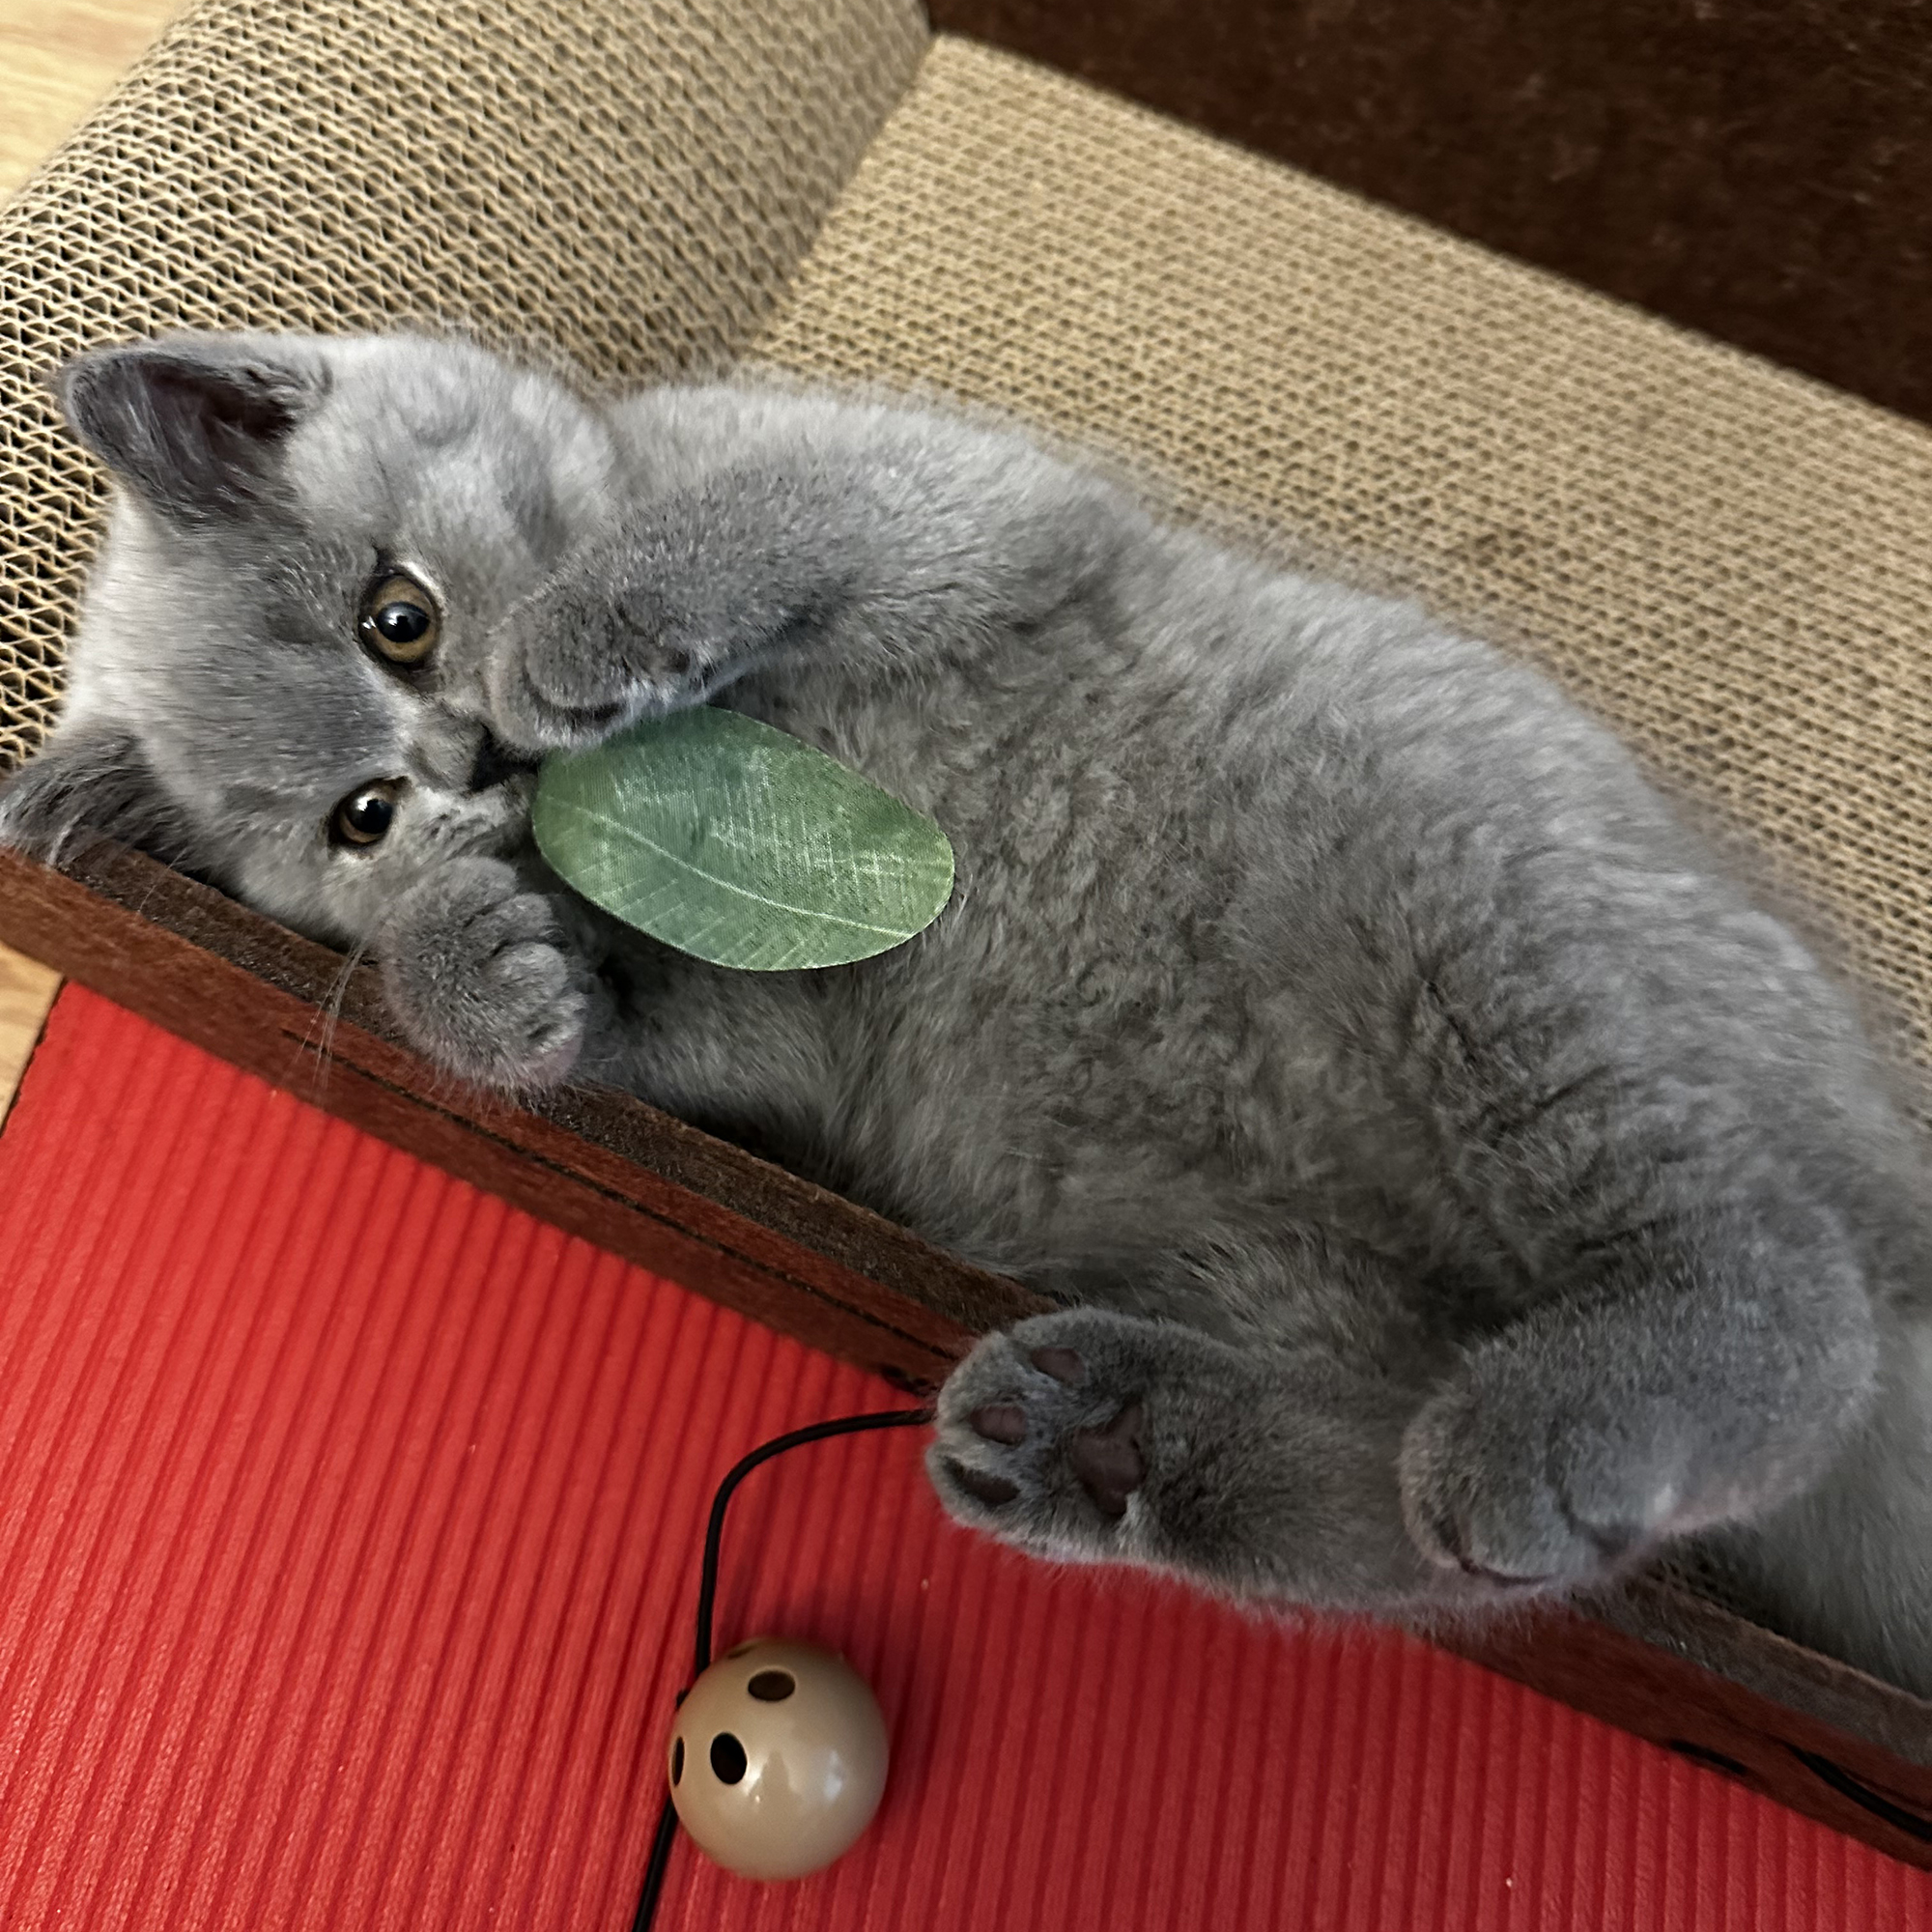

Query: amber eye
left=330, top=781, right=402, bottom=848
left=359, top=572, right=440, bottom=667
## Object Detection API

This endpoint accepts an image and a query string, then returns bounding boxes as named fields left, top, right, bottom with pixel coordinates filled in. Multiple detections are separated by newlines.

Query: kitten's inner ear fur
left=57, top=339, right=327, bottom=524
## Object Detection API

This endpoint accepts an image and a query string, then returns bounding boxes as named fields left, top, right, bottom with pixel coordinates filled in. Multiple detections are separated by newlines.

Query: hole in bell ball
left=669, top=1736, right=685, bottom=1786
left=747, top=1669, right=796, bottom=1702
left=710, top=1732, right=749, bottom=1785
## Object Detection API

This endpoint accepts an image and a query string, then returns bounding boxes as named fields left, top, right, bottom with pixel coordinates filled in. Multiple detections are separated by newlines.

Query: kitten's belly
left=728, top=664, right=1442, bottom=1277
left=812, top=821, right=1435, bottom=1285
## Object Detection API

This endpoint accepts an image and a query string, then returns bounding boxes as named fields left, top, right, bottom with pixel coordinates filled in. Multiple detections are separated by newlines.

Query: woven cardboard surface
left=0, top=0, right=925, bottom=774
left=755, top=40, right=1932, bottom=1067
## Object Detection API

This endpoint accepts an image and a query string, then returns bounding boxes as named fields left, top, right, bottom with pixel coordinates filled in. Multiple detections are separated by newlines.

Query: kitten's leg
left=935, top=1199, right=1880, bottom=1609
left=1690, top=1308, right=1932, bottom=1695
left=484, top=398, right=1143, bottom=750
left=931, top=1305, right=1436, bottom=1606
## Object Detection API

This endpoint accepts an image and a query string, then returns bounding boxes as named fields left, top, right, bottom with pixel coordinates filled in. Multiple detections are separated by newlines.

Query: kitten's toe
left=941, top=1460, right=1021, bottom=1508
left=928, top=1312, right=1158, bottom=1559
left=968, top=1404, right=1028, bottom=1446
left=1065, top=1403, right=1147, bottom=1519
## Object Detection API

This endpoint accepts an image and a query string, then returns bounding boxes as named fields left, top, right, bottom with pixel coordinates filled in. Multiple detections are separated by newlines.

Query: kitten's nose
left=468, top=727, right=542, bottom=793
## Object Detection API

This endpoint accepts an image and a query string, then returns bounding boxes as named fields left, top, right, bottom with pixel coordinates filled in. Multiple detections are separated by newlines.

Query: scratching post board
left=3, top=0, right=1932, bottom=1858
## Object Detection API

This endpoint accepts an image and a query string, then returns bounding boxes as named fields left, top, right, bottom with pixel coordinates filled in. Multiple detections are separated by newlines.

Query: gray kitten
left=5, top=330, right=1930, bottom=1696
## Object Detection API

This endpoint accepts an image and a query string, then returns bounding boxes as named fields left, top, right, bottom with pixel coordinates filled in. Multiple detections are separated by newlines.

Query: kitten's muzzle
left=468, top=728, right=543, bottom=794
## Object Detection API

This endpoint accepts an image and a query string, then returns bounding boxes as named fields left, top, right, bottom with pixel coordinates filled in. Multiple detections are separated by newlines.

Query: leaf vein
left=544, top=799, right=930, bottom=940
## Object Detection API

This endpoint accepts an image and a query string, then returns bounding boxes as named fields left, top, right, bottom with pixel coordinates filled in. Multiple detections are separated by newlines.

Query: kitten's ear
left=0, top=724, right=185, bottom=867
left=54, top=336, right=328, bottom=524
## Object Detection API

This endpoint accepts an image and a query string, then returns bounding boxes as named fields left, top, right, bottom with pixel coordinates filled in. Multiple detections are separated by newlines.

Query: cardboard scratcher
left=2, top=0, right=1928, bottom=1867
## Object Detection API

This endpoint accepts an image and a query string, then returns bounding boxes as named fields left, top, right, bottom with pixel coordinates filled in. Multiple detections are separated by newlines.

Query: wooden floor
left=0, top=945, right=59, bottom=1121
left=0, top=0, right=179, bottom=1111
left=0, top=0, right=178, bottom=198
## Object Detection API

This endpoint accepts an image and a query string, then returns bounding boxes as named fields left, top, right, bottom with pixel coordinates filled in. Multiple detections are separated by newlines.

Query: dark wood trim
left=1441, top=1577, right=1932, bottom=1865
left=927, top=0, right=1932, bottom=431
left=1, top=846, right=1927, bottom=1863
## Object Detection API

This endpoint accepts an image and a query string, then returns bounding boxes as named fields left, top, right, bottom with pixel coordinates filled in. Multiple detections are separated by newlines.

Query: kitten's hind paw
left=1398, top=1343, right=1692, bottom=1590
left=929, top=1310, right=1160, bottom=1562
left=931, top=1305, right=1448, bottom=1606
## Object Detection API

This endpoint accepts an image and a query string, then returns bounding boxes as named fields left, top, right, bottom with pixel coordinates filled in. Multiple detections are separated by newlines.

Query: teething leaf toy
left=532, top=707, right=955, bottom=972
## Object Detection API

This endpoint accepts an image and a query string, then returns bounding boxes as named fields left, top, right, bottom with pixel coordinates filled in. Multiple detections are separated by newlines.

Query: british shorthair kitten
left=5, top=330, right=1928, bottom=1694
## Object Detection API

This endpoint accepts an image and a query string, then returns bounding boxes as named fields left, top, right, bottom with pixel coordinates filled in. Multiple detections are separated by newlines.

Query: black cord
left=630, top=1790, right=684, bottom=1932
left=631, top=1406, right=933, bottom=1931
left=693, top=1409, right=932, bottom=1676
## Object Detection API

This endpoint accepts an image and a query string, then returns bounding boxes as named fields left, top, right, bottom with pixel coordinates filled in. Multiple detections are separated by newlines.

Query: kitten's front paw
left=929, top=1309, right=1158, bottom=1563
left=486, top=535, right=719, bottom=753
left=379, top=857, right=590, bottom=1091
left=1398, top=1342, right=1694, bottom=1591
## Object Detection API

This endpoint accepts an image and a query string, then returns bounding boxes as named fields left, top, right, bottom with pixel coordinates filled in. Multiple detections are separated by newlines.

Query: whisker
left=305, top=937, right=370, bottom=1102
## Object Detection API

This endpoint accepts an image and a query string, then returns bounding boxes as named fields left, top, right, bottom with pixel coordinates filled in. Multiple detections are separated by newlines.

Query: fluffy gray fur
left=6, top=330, right=1929, bottom=1693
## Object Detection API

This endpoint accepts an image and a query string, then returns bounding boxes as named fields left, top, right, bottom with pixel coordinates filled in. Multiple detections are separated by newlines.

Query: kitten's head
left=0, top=330, right=617, bottom=944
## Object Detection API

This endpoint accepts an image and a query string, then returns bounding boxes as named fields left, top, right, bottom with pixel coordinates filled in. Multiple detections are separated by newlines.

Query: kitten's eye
left=359, top=572, right=440, bottom=667
left=330, top=781, right=402, bottom=848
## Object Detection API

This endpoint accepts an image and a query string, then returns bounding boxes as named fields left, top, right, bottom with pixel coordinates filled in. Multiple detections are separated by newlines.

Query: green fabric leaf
left=532, top=707, right=955, bottom=972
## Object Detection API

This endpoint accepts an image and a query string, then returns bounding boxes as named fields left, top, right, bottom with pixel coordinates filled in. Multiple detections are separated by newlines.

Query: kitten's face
left=4, top=331, right=618, bottom=946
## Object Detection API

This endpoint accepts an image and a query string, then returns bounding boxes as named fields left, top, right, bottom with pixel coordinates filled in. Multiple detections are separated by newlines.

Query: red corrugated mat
left=0, top=984, right=1925, bottom=1930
